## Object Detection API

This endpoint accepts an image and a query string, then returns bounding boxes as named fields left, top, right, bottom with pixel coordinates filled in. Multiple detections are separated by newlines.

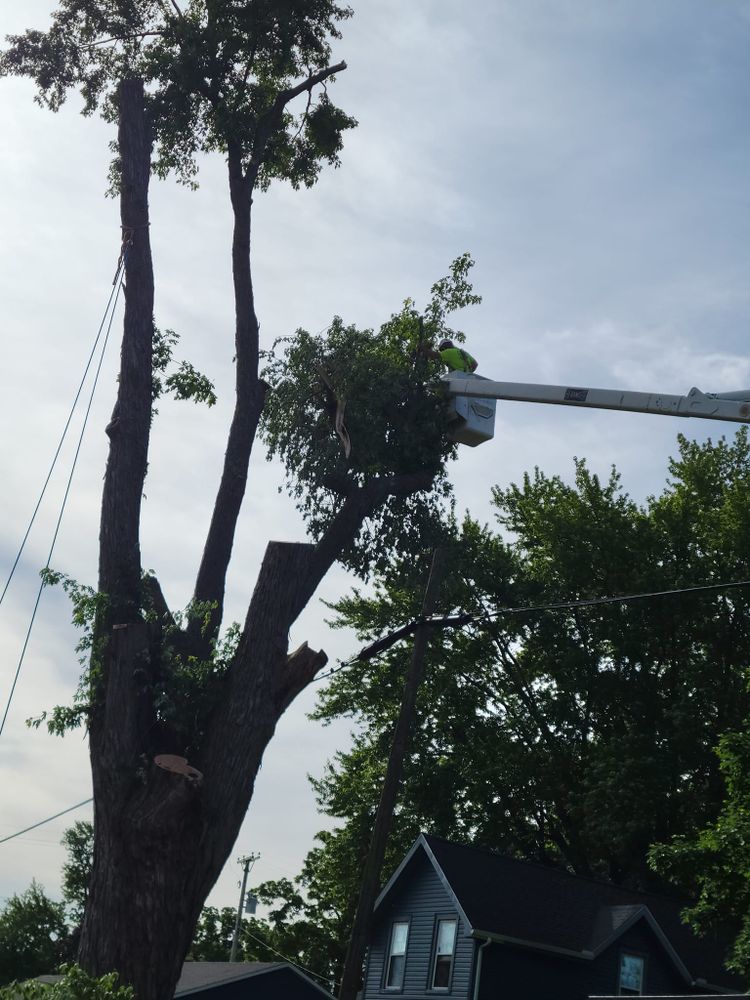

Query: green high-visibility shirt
left=440, top=347, right=477, bottom=373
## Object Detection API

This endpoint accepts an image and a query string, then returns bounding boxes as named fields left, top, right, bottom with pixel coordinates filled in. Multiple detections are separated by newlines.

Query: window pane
left=433, top=955, right=451, bottom=988
left=431, top=919, right=457, bottom=988
left=619, top=954, right=644, bottom=994
left=391, top=921, right=408, bottom=956
left=385, top=922, right=409, bottom=989
left=436, top=919, right=457, bottom=955
left=386, top=953, right=405, bottom=989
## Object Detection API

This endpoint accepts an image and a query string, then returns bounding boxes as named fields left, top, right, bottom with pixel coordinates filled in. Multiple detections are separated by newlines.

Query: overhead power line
left=242, top=927, right=339, bottom=990
left=0, top=252, right=126, bottom=737
left=0, top=253, right=126, bottom=613
left=0, top=797, right=93, bottom=846
left=485, top=578, right=750, bottom=620
left=339, top=578, right=750, bottom=668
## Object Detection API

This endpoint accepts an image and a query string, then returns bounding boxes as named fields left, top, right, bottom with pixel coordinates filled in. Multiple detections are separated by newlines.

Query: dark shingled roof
left=32, top=964, right=334, bottom=998
left=174, top=962, right=283, bottom=995
left=388, top=834, right=743, bottom=992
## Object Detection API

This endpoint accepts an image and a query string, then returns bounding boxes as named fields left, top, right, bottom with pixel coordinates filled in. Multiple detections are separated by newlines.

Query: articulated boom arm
left=443, top=375, right=750, bottom=446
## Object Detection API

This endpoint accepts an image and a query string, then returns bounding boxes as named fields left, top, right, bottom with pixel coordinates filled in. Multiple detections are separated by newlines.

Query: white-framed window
left=385, top=920, right=409, bottom=990
left=430, top=917, right=458, bottom=989
left=619, top=952, right=645, bottom=995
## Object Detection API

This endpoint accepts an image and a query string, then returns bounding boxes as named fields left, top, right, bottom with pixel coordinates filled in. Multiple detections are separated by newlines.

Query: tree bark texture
left=186, top=148, right=266, bottom=656
left=98, top=79, right=154, bottom=621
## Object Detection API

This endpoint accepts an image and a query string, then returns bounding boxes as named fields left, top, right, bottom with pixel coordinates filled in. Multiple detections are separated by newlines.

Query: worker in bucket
left=433, top=338, right=478, bottom=373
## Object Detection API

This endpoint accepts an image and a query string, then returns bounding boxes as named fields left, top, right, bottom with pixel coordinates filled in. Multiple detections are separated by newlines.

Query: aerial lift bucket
left=442, top=373, right=497, bottom=446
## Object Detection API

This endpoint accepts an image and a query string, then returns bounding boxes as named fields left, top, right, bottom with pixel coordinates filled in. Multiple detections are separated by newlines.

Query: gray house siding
left=365, top=850, right=476, bottom=999
left=477, top=919, right=696, bottom=1000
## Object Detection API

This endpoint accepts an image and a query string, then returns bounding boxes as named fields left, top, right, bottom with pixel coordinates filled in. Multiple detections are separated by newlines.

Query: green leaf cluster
left=149, top=615, right=240, bottom=753
left=260, top=256, right=483, bottom=575
left=29, top=571, right=238, bottom=751
left=650, top=728, right=750, bottom=975
left=0, top=884, right=71, bottom=988
left=0, top=0, right=356, bottom=188
left=27, top=571, right=109, bottom=736
left=60, top=822, right=93, bottom=926
left=0, top=964, right=133, bottom=1000
left=152, top=327, right=217, bottom=410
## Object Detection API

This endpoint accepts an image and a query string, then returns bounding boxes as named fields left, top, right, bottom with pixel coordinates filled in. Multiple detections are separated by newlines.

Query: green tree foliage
left=0, top=883, right=71, bottom=987
left=0, top=965, right=133, bottom=999
left=60, top=823, right=93, bottom=925
left=0, top=0, right=356, bottom=190
left=187, top=897, right=339, bottom=990
left=248, top=878, right=345, bottom=990
left=260, top=255, right=483, bottom=575
left=261, top=431, right=750, bottom=970
left=650, top=728, right=750, bottom=975
left=186, top=906, right=236, bottom=961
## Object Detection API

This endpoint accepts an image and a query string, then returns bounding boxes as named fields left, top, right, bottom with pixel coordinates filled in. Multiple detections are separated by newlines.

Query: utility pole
left=230, top=853, right=259, bottom=962
left=338, top=548, right=448, bottom=1000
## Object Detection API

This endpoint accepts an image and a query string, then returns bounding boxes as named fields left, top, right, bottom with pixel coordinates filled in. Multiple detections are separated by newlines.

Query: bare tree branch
left=87, top=31, right=164, bottom=48
left=249, top=60, right=347, bottom=177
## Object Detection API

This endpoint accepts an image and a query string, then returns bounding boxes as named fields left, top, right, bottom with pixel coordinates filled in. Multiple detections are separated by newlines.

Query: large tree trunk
left=78, top=76, right=434, bottom=1000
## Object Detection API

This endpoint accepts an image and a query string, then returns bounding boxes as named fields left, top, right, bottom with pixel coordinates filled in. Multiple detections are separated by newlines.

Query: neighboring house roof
left=374, top=833, right=744, bottom=993
left=175, top=962, right=283, bottom=995
left=33, top=962, right=333, bottom=998
left=175, top=961, right=334, bottom=998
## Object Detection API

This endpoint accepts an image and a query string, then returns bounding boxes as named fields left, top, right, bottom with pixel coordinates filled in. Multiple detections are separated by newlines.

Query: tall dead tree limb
left=338, top=548, right=449, bottom=1000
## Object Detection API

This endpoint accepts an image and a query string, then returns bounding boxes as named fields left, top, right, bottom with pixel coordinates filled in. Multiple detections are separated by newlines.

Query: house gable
left=590, top=906, right=692, bottom=983
left=365, top=845, right=475, bottom=999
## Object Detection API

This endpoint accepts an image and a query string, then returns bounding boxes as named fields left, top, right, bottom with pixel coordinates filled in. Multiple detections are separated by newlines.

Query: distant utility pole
left=230, top=853, right=260, bottom=962
left=338, top=548, right=448, bottom=1000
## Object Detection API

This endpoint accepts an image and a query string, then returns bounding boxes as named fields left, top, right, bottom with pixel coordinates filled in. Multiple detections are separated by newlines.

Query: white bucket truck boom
left=442, top=374, right=750, bottom=447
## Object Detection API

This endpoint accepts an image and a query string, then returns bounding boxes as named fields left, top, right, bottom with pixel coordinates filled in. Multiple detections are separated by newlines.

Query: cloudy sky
left=2, top=0, right=750, bottom=918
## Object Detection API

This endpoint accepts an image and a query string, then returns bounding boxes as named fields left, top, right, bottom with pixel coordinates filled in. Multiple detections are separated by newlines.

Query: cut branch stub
left=275, top=641, right=328, bottom=712
left=154, top=754, right=203, bottom=782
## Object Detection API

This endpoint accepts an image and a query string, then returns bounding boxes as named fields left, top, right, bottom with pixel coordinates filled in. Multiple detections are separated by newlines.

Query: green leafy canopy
left=0, top=964, right=134, bottom=1000
left=29, top=569, right=240, bottom=748
left=269, top=430, right=750, bottom=974
left=0, top=0, right=356, bottom=188
left=260, top=254, right=482, bottom=576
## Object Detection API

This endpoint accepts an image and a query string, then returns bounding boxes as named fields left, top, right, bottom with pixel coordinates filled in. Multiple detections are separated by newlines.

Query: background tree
left=60, top=822, right=93, bottom=926
left=256, top=431, right=750, bottom=975
left=0, top=882, right=71, bottom=987
left=186, top=907, right=237, bottom=962
left=188, top=889, right=340, bottom=991
left=650, top=726, right=750, bottom=976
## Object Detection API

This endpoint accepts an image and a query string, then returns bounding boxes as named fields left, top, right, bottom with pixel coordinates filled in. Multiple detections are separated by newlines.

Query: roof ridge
left=421, top=832, right=688, bottom=907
